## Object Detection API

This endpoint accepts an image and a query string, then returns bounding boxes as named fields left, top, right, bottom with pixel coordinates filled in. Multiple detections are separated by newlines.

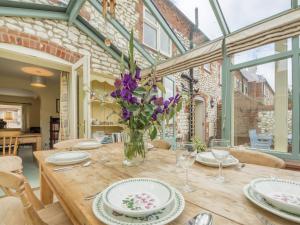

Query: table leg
left=40, top=167, right=53, bottom=205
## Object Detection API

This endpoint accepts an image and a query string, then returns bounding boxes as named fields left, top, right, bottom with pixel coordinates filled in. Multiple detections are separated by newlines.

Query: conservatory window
left=143, top=8, right=172, bottom=56
left=232, top=58, right=292, bottom=153
left=232, top=39, right=291, bottom=65
left=218, top=0, right=291, bottom=32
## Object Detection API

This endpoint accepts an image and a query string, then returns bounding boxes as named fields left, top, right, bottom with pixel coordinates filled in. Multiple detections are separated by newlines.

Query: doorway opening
left=194, top=97, right=206, bottom=143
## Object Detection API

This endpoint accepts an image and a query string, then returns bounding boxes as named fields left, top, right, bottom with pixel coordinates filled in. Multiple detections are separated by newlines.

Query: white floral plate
left=244, top=184, right=300, bottom=223
left=102, top=178, right=175, bottom=217
left=196, top=152, right=239, bottom=167
left=250, top=178, right=300, bottom=215
left=92, top=189, right=185, bottom=225
left=45, top=151, right=90, bottom=165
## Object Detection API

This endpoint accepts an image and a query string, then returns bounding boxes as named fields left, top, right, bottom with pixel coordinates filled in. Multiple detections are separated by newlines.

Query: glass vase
left=123, top=129, right=146, bottom=166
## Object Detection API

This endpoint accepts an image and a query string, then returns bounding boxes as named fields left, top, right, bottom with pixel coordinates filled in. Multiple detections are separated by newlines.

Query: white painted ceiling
left=0, top=57, right=61, bottom=81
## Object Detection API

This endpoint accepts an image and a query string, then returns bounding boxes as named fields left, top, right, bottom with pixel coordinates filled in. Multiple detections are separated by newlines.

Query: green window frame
left=222, top=36, right=300, bottom=161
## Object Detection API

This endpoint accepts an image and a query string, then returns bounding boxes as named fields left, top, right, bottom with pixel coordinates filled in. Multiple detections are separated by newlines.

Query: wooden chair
left=229, top=147, right=286, bottom=169
left=0, top=171, right=72, bottom=225
left=0, top=135, right=20, bottom=156
left=151, top=139, right=171, bottom=150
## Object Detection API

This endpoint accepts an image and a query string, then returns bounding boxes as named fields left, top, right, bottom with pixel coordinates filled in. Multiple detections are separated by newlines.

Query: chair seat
left=38, top=202, right=72, bottom=225
left=229, top=148, right=286, bottom=168
left=0, top=196, right=26, bottom=225
left=0, top=156, right=22, bottom=172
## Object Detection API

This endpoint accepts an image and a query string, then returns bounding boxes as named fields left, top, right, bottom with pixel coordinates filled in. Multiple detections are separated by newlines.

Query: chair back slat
left=1, top=136, right=19, bottom=156
left=0, top=171, right=47, bottom=225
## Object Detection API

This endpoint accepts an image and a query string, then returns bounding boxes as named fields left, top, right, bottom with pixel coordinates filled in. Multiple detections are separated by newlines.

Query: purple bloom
left=122, top=73, right=137, bottom=91
left=151, top=113, right=157, bottom=121
left=111, top=90, right=121, bottom=98
left=174, top=94, right=181, bottom=104
left=150, top=96, right=157, bottom=102
left=120, top=89, right=132, bottom=101
left=155, top=107, right=163, bottom=114
left=114, top=78, right=122, bottom=89
left=154, top=97, right=163, bottom=106
left=135, top=68, right=141, bottom=80
left=122, top=108, right=132, bottom=121
left=129, top=96, right=138, bottom=104
left=163, top=100, right=170, bottom=109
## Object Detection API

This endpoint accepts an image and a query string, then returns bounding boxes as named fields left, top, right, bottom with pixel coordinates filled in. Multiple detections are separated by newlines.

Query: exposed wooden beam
left=89, top=0, right=155, bottom=65
left=0, top=6, right=68, bottom=20
left=143, top=0, right=187, bottom=54
left=67, top=0, right=87, bottom=25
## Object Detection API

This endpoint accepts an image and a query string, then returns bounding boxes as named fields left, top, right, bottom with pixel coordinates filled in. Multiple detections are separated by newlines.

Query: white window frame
left=203, top=63, right=211, bottom=73
left=143, top=7, right=172, bottom=57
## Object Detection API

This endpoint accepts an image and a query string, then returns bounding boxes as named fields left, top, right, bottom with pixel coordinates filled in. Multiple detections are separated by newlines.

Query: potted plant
left=193, top=137, right=207, bottom=153
left=111, top=31, right=182, bottom=166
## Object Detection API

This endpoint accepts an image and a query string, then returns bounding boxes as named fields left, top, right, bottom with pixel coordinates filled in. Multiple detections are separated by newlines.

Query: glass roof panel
left=169, top=0, right=223, bottom=40
left=218, top=0, right=291, bottom=32
left=5, top=0, right=69, bottom=7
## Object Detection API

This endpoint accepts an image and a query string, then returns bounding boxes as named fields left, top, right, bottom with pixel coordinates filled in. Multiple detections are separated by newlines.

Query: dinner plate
left=196, top=152, right=239, bottom=167
left=45, top=151, right=90, bottom=165
left=72, top=140, right=102, bottom=150
left=93, top=189, right=185, bottom=225
left=250, top=178, right=300, bottom=215
left=102, top=178, right=175, bottom=217
left=244, top=184, right=300, bottom=223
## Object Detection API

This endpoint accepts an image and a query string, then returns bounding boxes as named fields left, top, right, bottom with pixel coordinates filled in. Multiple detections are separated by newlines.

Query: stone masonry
left=0, top=0, right=222, bottom=145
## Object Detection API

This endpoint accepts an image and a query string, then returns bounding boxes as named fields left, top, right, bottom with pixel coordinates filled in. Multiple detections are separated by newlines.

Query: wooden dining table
left=34, top=144, right=300, bottom=225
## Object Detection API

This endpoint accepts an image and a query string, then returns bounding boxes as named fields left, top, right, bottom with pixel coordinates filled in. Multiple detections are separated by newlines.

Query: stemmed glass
left=210, top=139, right=230, bottom=183
left=176, top=143, right=197, bottom=192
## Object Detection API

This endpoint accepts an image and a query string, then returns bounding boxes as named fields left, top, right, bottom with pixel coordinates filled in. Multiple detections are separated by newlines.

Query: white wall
left=0, top=74, right=60, bottom=148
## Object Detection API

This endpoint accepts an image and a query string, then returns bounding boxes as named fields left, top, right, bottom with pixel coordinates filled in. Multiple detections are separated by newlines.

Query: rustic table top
left=34, top=143, right=300, bottom=225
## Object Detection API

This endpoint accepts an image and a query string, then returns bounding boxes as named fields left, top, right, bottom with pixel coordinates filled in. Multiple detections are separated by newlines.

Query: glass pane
left=163, top=76, right=175, bottom=139
left=160, top=29, right=170, bottom=55
left=0, top=105, right=22, bottom=129
left=232, top=58, right=292, bottom=153
left=6, top=0, right=69, bottom=7
left=232, top=39, right=292, bottom=64
left=218, top=0, right=291, bottom=31
left=143, top=22, right=157, bottom=49
left=169, top=0, right=223, bottom=40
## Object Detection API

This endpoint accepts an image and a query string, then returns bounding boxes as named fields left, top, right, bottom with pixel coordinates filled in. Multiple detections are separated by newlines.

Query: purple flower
left=174, top=94, right=181, bottom=104
left=122, top=73, right=137, bottom=91
left=155, top=107, right=163, bottom=114
left=154, top=97, right=163, bottom=106
left=151, top=113, right=157, bottom=121
left=114, top=78, right=122, bottom=89
left=122, top=108, right=132, bottom=121
left=135, top=68, right=141, bottom=80
left=120, top=89, right=132, bottom=101
left=111, top=90, right=121, bottom=98
left=129, top=96, right=138, bottom=104
left=163, top=100, right=170, bottom=109
left=150, top=96, right=157, bottom=102
left=168, top=96, right=174, bottom=102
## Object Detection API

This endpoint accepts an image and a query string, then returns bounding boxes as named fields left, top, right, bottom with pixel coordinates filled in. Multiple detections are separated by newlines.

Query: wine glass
left=176, top=143, right=197, bottom=192
left=210, top=139, right=230, bottom=183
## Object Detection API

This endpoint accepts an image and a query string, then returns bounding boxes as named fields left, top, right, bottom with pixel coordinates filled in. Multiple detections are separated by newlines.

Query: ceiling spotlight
left=30, top=76, right=46, bottom=88
left=22, top=67, right=54, bottom=77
